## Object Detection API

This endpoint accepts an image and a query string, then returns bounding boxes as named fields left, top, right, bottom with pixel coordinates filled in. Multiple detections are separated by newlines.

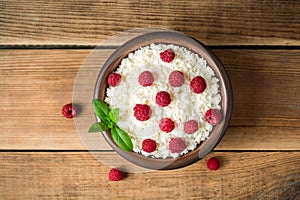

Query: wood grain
left=0, top=49, right=299, bottom=150
left=0, top=0, right=299, bottom=46
left=214, top=49, right=300, bottom=127
left=0, top=152, right=299, bottom=199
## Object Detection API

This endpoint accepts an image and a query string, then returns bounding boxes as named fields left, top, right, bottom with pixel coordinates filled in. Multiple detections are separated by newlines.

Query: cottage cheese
left=105, top=44, right=221, bottom=158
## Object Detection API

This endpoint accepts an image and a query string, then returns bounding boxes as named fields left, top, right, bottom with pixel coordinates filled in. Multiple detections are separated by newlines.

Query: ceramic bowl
left=94, top=31, right=232, bottom=170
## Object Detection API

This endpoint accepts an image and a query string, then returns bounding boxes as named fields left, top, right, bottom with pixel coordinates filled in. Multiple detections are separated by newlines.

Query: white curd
left=105, top=44, right=221, bottom=158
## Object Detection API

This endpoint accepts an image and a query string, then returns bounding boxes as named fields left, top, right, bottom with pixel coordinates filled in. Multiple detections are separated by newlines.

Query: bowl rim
left=94, top=30, right=233, bottom=170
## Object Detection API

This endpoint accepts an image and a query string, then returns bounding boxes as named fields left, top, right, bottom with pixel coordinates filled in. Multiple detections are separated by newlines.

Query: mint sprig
left=89, top=99, right=133, bottom=152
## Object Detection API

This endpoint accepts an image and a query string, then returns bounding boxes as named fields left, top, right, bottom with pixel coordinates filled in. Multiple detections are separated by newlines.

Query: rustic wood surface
left=0, top=0, right=299, bottom=46
left=0, top=0, right=299, bottom=199
left=0, top=49, right=299, bottom=150
left=0, top=152, right=299, bottom=200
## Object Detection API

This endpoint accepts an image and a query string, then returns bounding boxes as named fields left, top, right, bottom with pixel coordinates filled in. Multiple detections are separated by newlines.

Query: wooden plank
left=0, top=0, right=299, bottom=46
left=219, top=127, right=300, bottom=150
left=213, top=49, right=300, bottom=127
left=0, top=152, right=299, bottom=199
left=0, top=50, right=91, bottom=150
left=0, top=49, right=299, bottom=150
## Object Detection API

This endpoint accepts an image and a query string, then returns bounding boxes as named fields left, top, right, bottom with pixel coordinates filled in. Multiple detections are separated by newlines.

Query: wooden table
left=1, top=1, right=299, bottom=199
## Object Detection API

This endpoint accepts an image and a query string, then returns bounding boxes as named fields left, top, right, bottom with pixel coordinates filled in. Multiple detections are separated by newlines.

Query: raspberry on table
left=108, top=168, right=124, bottom=181
left=133, top=104, right=152, bottom=121
left=190, top=76, right=206, bottom=94
left=169, top=138, right=186, bottom=153
left=107, top=73, right=121, bottom=87
left=160, top=49, right=175, bottom=63
left=62, top=103, right=76, bottom=119
left=155, top=91, right=171, bottom=107
left=184, top=120, right=198, bottom=134
left=159, top=118, right=175, bottom=133
left=138, top=71, right=154, bottom=87
left=169, top=70, right=185, bottom=87
left=205, top=109, right=222, bottom=125
left=206, top=157, right=221, bottom=171
left=142, top=138, right=157, bottom=153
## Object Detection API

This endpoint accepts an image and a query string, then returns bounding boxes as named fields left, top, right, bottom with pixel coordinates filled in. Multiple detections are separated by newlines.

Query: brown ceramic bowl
left=94, top=31, right=232, bottom=170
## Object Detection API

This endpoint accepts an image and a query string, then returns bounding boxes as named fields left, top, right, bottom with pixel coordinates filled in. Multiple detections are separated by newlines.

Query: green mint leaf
left=107, top=120, right=114, bottom=129
left=110, top=126, right=133, bottom=152
left=92, top=99, right=110, bottom=122
left=88, top=122, right=109, bottom=133
left=108, top=108, right=119, bottom=123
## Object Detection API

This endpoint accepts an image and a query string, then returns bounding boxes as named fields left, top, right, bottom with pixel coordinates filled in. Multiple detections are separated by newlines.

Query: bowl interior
left=94, top=31, right=232, bottom=170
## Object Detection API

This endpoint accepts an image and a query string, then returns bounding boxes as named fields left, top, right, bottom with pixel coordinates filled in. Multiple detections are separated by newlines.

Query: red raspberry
left=108, top=168, right=124, bottom=181
left=142, top=138, right=157, bottom=153
left=107, top=73, right=121, bottom=87
left=190, top=76, right=206, bottom=94
left=155, top=91, right=171, bottom=107
left=169, top=138, right=186, bottom=153
left=206, top=157, right=220, bottom=171
left=205, top=109, right=222, bottom=125
left=133, top=104, right=152, bottom=121
left=159, top=118, right=175, bottom=133
left=169, top=70, right=184, bottom=87
left=138, top=71, right=154, bottom=87
left=61, top=103, right=76, bottom=119
left=184, top=120, right=198, bottom=134
left=160, top=49, right=175, bottom=63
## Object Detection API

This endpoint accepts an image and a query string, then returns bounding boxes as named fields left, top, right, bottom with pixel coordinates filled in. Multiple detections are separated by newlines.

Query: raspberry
left=142, top=139, right=157, bottom=153
left=62, top=103, right=76, bottom=119
left=160, top=49, right=175, bottom=63
left=133, top=104, right=152, bottom=121
left=190, top=76, right=206, bottom=94
left=155, top=91, right=171, bottom=107
left=169, top=138, right=186, bottom=153
left=205, top=109, right=222, bottom=125
left=184, top=120, right=198, bottom=134
left=169, top=70, right=184, bottom=87
left=206, top=157, right=220, bottom=171
left=108, top=168, right=124, bottom=181
left=107, top=73, right=121, bottom=87
left=138, top=71, right=154, bottom=87
left=159, top=118, right=175, bottom=133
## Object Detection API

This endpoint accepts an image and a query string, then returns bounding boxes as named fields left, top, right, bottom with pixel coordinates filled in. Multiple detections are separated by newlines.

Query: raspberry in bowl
left=93, top=31, right=232, bottom=170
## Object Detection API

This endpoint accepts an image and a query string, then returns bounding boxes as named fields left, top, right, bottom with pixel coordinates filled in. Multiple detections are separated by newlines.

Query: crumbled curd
left=105, top=44, right=221, bottom=158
